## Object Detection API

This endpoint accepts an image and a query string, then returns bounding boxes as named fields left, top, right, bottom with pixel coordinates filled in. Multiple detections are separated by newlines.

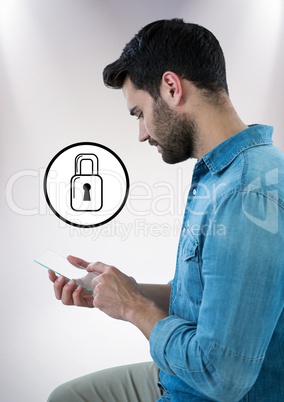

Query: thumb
left=67, top=255, right=90, bottom=270
left=86, top=261, right=107, bottom=274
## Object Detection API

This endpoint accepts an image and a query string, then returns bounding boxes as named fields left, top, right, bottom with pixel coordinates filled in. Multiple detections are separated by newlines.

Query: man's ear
left=160, top=71, right=183, bottom=106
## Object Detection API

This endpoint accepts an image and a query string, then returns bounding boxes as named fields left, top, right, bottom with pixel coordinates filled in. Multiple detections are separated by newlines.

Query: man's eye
left=137, top=112, right=144, bottom=120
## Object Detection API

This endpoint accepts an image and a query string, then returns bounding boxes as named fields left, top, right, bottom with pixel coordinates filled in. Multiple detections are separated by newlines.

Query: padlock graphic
left=70, top=153, right=103, bottom=212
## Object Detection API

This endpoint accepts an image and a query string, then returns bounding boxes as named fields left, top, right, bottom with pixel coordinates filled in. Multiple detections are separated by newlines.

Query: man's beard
left=151, top=97, right=198, bottom=164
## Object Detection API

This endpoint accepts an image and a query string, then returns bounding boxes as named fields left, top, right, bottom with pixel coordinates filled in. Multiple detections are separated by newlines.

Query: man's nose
left=139, top=119, right=150, bottom=142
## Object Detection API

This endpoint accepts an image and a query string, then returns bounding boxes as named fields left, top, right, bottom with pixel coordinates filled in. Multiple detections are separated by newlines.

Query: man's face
left=123, top=77, right=197, bottom=164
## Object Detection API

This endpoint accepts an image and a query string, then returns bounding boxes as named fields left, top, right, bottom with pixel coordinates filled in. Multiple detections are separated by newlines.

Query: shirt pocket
left=171, top=233, right=204, bottom=321
left=181, top=235, right=203, bottom=307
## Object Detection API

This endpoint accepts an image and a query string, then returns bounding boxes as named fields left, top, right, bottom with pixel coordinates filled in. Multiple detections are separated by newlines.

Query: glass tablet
left=34, top=250, right=96, bottom=292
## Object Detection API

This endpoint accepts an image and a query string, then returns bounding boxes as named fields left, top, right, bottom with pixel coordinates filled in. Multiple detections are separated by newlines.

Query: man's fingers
left=53, top=275, right=68, bottom=300
left=48, top=270, right=58, bottom=283
left=87, top=261, right=108, bottom=274
left=60, top=279, right=77, bottom=305
left=72, top=286, right=86, bottom=306
left=67, top=255, right=90, bottom=269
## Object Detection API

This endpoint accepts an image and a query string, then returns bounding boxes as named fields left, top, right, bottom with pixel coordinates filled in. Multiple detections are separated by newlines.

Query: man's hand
left=88, top=262, right=168, bottom=339
left=48, top=256, right=96, bottom=308
left=87, top=261, right=145, bottom=320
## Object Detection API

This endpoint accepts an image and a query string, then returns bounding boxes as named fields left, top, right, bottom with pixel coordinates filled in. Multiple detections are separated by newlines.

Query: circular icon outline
left=44, top=142, right=130, bottom=228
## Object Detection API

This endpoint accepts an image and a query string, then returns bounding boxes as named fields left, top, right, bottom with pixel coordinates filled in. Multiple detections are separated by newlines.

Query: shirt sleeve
left=149, top=191, right=284, bottom=401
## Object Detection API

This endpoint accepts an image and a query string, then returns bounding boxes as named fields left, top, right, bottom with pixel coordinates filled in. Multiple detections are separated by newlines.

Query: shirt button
left=192, top=189, right=197, bottom=196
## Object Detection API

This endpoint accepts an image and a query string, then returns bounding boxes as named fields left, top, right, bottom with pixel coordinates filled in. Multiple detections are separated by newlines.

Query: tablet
left=34, top=250, right=95, bottom=292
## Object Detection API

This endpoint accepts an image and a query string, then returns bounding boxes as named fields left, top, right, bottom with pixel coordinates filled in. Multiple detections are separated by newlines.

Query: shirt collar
left=200, top=124, right=274, bottom=174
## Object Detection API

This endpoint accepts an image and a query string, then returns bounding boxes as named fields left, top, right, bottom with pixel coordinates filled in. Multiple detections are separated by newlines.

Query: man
left=48, top=19, right=284, bottom=401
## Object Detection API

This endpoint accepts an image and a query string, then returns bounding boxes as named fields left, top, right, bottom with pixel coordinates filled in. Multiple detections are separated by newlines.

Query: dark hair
left=103, top=18, right=228, bottom=100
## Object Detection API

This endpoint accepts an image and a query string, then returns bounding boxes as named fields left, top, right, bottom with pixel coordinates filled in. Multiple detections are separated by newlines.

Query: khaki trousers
left=47, top=361, right=161, bottom=402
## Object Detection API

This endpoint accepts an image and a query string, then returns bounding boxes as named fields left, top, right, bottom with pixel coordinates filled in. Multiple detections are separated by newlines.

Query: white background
left=1, top=1, right=284, bottom=401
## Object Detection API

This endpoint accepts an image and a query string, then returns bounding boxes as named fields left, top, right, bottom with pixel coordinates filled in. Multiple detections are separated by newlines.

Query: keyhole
left=83, top=183, right=91, bottom=201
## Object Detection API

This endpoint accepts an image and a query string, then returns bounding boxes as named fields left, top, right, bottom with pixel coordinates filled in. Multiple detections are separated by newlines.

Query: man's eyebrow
left=129, top=106, right=138, bottom=116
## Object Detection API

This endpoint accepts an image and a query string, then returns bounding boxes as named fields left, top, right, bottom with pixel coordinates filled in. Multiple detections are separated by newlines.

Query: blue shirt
left=150, top=125, right=284, bottom=401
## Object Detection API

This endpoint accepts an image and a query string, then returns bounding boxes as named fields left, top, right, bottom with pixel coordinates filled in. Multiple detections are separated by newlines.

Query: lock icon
left=70, top=153, right=103, bottom=212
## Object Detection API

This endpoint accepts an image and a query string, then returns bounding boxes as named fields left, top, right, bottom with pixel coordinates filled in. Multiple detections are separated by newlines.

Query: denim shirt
left=150, top=125, right=284, bottom=402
